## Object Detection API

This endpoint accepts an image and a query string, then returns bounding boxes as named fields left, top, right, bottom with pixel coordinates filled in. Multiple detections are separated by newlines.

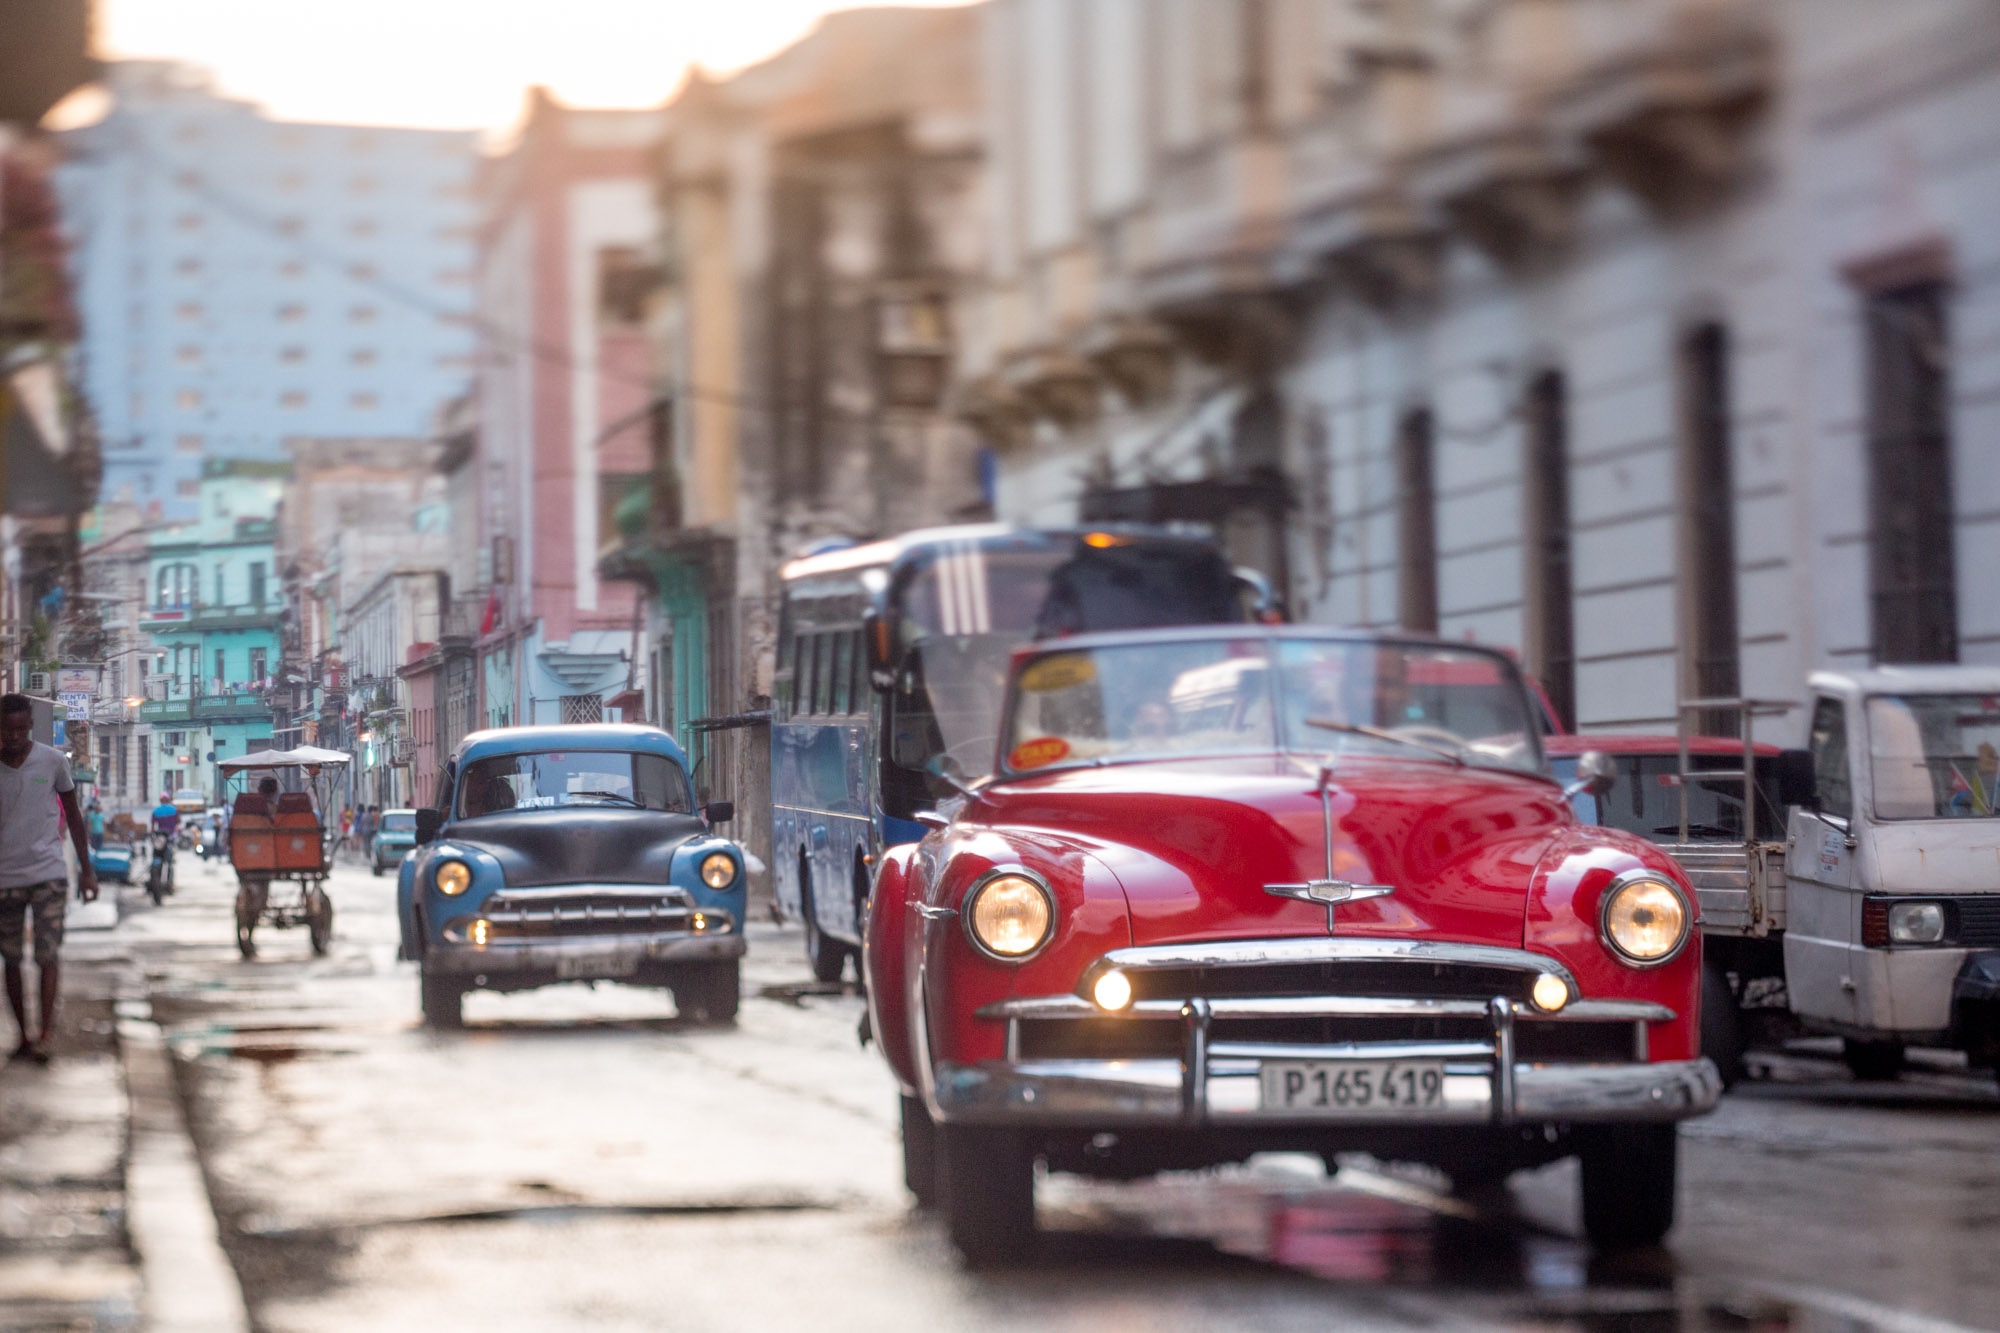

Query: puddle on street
left=1038, top=1159, right=1910, bottom=1330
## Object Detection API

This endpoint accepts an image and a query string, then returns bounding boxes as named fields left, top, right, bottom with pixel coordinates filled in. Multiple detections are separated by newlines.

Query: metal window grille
left=560, top=694, right=604, bottom=725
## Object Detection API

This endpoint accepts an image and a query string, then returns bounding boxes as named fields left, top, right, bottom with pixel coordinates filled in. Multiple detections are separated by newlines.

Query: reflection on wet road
left=80, top=858, right=2000, bottom=1332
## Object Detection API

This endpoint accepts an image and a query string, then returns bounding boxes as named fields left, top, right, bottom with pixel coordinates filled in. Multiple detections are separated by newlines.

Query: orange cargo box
left=273, top=829, right=323, bottom=872
left=231, top=832, right=278, bottom=873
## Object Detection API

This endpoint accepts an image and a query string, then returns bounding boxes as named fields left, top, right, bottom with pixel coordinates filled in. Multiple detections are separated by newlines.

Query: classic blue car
left=90, top=842, right=134, bottom=883
left=370, top=808, right=418, bottom=875
left=396, top=724, right=747, bottom=1027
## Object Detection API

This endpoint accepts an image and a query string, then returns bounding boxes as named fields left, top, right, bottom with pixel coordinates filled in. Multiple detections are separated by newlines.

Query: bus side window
left=811, top=633, right=833, bottom=716
left=830, top=629, right=855, bottom=715
left=850, top=631, right=870, bottom=711
left=774, top=613, right=796, bottom=720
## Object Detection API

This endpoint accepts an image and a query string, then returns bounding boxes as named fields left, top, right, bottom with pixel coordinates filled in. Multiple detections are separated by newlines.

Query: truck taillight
left=1861, top=898, right=1889, bottom=948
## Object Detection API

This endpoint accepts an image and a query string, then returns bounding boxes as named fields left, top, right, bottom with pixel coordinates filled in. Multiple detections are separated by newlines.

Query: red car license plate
left=1258, top=1060, right=1446, bottom=1114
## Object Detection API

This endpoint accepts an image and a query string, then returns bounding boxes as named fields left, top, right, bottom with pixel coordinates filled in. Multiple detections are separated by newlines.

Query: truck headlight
left=963, top=871, right=1054, bottom=961
left=700, top=852, right=738, bottom=890
left=434, top=860, right=471, bottom=897
left=1887, top=901, right=1946, bottom=945
left=1599, top=871, right=1690, bottom=966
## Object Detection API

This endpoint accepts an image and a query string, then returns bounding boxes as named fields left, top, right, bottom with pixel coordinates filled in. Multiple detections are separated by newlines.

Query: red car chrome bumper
left=930, top=937, right=1720, bottom=1127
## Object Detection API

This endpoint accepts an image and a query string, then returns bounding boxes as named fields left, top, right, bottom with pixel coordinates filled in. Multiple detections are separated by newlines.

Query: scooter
left=147, top=830, right=175, bottom=905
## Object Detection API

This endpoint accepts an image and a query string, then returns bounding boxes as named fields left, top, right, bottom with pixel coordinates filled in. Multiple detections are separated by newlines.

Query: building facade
left=607, top=6, right=989, bottom=870
left=57, top=62, right=479, bottom=518
left=469, top=89, right=661, bottom=731
left=963, top=0, right=2000, bottom=736
left=140, top=459, right=284, bottom=801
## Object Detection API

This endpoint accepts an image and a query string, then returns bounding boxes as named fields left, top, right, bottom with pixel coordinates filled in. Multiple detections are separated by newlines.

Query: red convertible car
left=864, top=627, right=1719, bottom=1263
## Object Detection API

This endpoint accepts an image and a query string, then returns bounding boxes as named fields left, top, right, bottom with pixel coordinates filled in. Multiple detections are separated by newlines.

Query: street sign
left=56, top=667, right=98, bottom=694
left=57, top=691, right=91, bottom=717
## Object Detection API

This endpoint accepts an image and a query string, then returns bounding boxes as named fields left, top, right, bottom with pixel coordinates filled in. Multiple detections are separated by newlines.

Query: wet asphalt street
left=58, top=854, right=2000, bottom=1332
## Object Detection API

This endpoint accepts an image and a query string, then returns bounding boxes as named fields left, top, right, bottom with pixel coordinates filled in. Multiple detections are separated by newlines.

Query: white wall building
left=965, top=0, right=2000, bottom=736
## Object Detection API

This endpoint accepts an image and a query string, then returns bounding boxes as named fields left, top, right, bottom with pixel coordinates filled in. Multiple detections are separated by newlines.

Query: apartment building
left=964, top=0, right=2000, bottom=733
left=58, top=62, right=479, bottom=518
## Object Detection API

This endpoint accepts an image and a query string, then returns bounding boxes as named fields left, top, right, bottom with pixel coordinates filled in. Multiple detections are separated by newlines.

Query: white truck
left=1551, top=667, right=2000, bottom=1087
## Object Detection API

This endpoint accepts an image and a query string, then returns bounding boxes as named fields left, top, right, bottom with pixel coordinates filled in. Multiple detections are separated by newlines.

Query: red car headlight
left=1598, top=870, right=1691, bottom=966
left=963, top=870, right=1055, bottom=961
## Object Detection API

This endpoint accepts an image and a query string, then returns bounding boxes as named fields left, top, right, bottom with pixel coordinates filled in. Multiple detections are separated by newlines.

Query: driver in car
left=459, top=768, right=517, bottom=819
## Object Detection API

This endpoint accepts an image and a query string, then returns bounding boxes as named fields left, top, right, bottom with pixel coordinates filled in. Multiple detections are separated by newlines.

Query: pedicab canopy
left=218, top=746, right=353, bottom=772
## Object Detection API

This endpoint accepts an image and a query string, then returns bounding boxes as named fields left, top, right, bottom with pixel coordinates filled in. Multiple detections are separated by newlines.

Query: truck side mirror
left=1562, top=750, right=1617, bottom=800
left=1774, top=749, right=1815, bottom=809
left=703, top=800, right=735, bottom=826
left=414, top=807, right=443, bottom=845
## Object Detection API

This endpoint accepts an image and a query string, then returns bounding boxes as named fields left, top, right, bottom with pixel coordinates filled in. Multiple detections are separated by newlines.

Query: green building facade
left=140, top=461, right=285, bottom=803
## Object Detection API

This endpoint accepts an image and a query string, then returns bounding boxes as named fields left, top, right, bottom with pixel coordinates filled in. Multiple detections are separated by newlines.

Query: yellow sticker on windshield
left=1019, top=654, right=1096, bottom=692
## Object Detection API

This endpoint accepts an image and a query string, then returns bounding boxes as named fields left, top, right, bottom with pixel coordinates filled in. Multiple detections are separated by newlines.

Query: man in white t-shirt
left=0, top=693, right=99, bottom=1064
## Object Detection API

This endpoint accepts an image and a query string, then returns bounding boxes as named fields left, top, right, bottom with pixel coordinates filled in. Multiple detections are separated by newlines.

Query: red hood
left=976, top=754, right=1573, bottom=949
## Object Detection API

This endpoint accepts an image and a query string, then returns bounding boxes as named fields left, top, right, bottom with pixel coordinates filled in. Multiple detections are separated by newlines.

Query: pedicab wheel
left=234, top=879, right=262, bottom=958
left=1842, top=1038, right=1905, bottom=1081
left=306, top=887, right=334, bottom=957
left=937, top=1123, right=1034, bottom=1266
left=420, top=971, right=463, bottom=1028
left=1576, top=1122, right=1678, bottom=1249
left=900, top=1094, right=938, bottom=1209
left=675, top=959, right=740, bottom=1025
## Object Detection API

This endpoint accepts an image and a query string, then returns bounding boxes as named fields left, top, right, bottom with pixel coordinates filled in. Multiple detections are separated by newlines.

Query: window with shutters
left=1523, top=371, right=1575, bottom=730
left=1396, top=407, right=1438, bottom=633
left=1679, top=323, right=1739, bottom=732
left=1865, top=281, right=1956, bottom=664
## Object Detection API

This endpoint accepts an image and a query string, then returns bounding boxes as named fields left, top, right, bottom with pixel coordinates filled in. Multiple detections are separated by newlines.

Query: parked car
left=396, top=725, right=747, bottom=1028
left=865, top=627, right=1718, bottom=1263
left=90, top=842, right=133, bottom=884
left=370, top=808, right=418, bottom=875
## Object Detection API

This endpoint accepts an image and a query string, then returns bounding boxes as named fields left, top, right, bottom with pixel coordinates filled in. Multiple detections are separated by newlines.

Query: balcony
left=142, top=603, right=284, bottom=632
left=140, top=692, right=271, bottom=724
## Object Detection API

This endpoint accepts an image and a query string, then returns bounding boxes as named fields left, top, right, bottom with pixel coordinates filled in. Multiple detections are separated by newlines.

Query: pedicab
left=219, top=746, right=350, bottom=958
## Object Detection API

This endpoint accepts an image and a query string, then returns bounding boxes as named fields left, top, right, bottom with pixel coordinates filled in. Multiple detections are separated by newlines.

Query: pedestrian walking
left=86, top=801, right=105, bottom=851
left=0, top=693, right=99, bottom=1064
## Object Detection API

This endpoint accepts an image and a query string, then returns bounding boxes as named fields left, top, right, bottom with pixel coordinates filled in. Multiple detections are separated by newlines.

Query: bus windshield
left=889, top=540, right=1249, bottom=789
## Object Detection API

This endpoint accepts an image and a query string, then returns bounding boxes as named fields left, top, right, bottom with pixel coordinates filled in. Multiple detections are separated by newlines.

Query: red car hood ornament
left=1265, top=763, right=1394, bottom=931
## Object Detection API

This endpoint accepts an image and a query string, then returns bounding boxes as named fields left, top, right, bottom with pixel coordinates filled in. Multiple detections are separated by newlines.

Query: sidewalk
left=0, top=960, right=139, bottom=1329
left=0, top=883, right=247, bottom=1332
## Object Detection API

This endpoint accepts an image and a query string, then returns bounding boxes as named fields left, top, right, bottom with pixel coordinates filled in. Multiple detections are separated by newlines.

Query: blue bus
left=771, top=524, right=1269, bottom=980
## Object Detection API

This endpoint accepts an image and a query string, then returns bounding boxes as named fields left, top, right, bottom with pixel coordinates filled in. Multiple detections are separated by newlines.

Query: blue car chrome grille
left=475, top=891, right=696, bottom=938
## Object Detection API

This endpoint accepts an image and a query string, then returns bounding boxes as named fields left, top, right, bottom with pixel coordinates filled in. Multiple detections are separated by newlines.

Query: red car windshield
left=1001, top=637, right=1541, bottom=776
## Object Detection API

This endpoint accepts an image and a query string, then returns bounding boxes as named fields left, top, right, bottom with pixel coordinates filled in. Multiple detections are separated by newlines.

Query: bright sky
left=90, top=0, right=976, bottom=131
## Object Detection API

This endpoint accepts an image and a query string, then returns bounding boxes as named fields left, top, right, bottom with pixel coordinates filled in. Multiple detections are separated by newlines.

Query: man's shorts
left=0, top=880, right=67, bottom=965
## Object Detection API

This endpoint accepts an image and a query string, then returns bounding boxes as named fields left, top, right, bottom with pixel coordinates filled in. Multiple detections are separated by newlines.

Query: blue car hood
left=441, top=808, right=707, bottom=887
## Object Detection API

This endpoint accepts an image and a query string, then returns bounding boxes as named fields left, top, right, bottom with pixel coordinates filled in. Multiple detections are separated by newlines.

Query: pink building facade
left=470, top=89, right=663, bottom=728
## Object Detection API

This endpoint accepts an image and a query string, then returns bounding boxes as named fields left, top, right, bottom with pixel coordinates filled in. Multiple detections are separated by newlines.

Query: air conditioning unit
left=25, top=672, right=51, bottom=694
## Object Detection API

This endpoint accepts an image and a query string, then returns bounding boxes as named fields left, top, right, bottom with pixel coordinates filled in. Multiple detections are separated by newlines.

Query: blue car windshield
left=455, top=751, right=693, bottom=820
left=380, top=812, right=417, bottom=833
